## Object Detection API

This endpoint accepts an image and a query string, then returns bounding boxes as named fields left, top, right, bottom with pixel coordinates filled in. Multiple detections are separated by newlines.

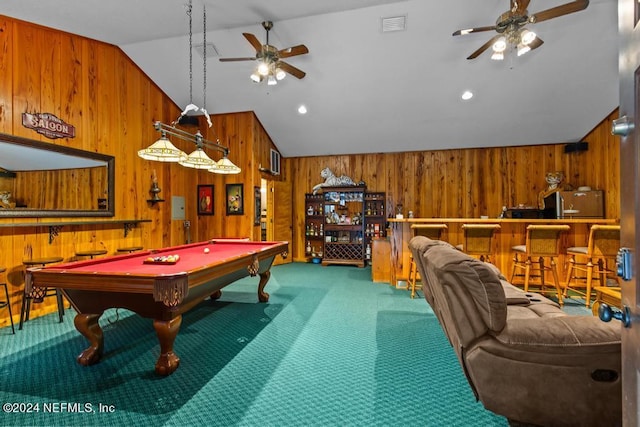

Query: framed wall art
left=254, top=186, right=261, bottom=226
left=226, top=183, right=244, bottom=215
left=197, top=185, right=214, bottom=215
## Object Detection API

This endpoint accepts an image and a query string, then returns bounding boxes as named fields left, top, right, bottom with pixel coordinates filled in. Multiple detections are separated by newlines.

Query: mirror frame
left=0, top=132, right=115, bottom=218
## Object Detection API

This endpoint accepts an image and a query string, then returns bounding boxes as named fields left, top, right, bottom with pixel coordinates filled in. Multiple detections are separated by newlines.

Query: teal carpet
left=0, top=263, right=586, bottom=426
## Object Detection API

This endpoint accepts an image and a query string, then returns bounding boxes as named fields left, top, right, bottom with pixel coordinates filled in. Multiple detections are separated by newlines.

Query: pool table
left=26, top=239, right=288, bottom=376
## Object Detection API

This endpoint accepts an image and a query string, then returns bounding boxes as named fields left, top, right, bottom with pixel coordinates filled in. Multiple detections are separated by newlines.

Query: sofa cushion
left=495, top=316, right=620, bottom=349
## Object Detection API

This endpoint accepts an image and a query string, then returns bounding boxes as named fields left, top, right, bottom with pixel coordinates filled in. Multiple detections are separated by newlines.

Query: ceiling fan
left=219, top=21, right=309, bottom=84
left=452, top=0, right=589, bottom=60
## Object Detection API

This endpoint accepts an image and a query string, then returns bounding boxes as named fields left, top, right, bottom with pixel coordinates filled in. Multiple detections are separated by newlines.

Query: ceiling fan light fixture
left=520, top=29, right=537, bottom=46
left=492, top=37, right=507, bottom=53
left=491, top=51, right=504, bottom=61
left=267, top=75, right=277, bottom=86
left=257, top=62, right=270, bottom=76
left=250, top=72, right=263, bottom=83
left=275, top=68, right=286, bottom=80
left=517, top=43, right=531, bottom=56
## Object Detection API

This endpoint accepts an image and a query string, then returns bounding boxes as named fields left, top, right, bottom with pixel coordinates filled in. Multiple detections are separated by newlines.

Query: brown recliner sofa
left=409, top=236, right=621, bottom=427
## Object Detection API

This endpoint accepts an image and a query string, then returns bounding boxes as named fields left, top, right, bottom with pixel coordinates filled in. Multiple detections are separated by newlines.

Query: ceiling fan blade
left=242, top=32, right=263, bottom=52
left=530, top=0, right=589, bottom=24
left=511, top=0, right=531, bottom=14
left=453, top=26, right=496, bottom=36
left=467, top=34, right=501, bottom=60
left=219, top=57, right=256, bottom=62
left=277, top=61, right=306, bottom=79
left=278, top=44, right=309, bottom=58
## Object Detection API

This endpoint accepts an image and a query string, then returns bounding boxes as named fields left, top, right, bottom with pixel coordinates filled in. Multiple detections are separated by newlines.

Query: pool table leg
left=258, top=270, right=271, bottom=302
left=74, top=313, right=104, bottom=366
left=153, top=315, right=182, bottom=376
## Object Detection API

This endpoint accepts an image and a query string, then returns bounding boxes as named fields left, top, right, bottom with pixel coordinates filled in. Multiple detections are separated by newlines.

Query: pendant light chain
left=203, top=3, right=206, bottom=112
left=187, top=0, right=193, bottom=105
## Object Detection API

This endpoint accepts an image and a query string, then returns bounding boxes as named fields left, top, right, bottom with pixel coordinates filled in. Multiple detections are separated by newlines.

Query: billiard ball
left=204, top=247, right=210, bottom=254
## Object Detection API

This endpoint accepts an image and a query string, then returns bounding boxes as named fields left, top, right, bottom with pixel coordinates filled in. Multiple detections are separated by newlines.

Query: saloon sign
left=22, top=112, right=76, bottom=139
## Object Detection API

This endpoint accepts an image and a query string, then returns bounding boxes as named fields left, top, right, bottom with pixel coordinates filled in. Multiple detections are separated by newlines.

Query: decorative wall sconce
left=147, top=169, right=164, bottom=204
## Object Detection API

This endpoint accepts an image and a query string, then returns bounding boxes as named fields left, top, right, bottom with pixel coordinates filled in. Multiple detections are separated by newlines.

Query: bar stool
left=0, top=267, right=15, bottom=334
left=455, top=224, right=501, bottom=263
left=20, top=257, right=64, bottom=330
left=408, top=224, right=447, bottom=298
left=75, top=249, right=108, bottom=259
left=510, top=224, right=570, bottom=305
left=116, top=246, right=143, bottom=254
left=564, top=225, right=620, bottom=307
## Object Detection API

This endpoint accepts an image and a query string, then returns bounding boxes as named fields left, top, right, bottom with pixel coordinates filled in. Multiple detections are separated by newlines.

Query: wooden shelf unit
left=304, top=186, right=386, bottom=268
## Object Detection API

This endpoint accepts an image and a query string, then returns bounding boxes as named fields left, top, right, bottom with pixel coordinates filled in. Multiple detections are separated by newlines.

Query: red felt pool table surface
left=27, top=239, right=288, bottom=376
left=56, top=240, right=281, bottom=275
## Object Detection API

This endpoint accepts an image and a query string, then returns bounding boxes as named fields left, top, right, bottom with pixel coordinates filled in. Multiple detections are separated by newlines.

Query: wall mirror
left=0, top=132, right=115, bottom=218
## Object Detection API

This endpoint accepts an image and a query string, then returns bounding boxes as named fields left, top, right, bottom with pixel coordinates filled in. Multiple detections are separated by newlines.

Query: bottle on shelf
left=366, top=243, right=371, bottom=260
left=306, top=241, right=312, bottom=255
left=498, top=205, right=507, bottom=219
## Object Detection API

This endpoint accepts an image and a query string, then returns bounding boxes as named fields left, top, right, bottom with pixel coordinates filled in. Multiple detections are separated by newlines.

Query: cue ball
left=204, top=247, right=210, bottom=253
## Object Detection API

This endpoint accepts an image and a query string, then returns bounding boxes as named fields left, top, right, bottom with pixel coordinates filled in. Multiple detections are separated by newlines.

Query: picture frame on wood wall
left=254, top=187, right=261, bottom=226
left=226, top=183, right=244, bottom=215
left=197, top=185, right=214, bottom=215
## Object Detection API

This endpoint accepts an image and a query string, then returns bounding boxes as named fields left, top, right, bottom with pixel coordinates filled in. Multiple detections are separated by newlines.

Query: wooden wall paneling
left=82, top=38, right=98, bottom=153
left=12, top=22, right=42, bottom=138
left=0, top=17, right=12, bottom=133
left=59, top=33, right=83, bottom=144
left=40, top=29, right=61, bottom=130
left=287, top=110, right=621, bottom=267
left=413, top=152, right=427, bottom=218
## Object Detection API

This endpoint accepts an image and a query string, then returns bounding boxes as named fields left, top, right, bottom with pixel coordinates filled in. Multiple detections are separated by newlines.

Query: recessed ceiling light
left=461, top=91, right=473, bottom=101
left=298, top=105, right=308, bottom=114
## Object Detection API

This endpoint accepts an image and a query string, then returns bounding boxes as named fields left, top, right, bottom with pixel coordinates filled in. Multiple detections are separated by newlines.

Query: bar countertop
left=387, top=217, right=619, bottom=224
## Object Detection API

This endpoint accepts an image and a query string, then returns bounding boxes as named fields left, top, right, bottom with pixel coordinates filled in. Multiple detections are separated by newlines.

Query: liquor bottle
left=366, top=243, right=371, bottom=260
left=498, top=206, right=507, bottom=219
left=320, top=223, right=324, bottom=236
left=306, top=241, right=311, bottom=255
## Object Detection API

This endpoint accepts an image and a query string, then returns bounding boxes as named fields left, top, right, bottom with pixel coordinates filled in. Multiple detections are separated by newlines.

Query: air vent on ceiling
left=381, top=15, right=407, bottom=33
left=193, top=42, right=219, bottom=58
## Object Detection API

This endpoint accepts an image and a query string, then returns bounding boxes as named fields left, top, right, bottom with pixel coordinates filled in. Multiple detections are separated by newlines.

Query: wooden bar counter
left=388, top=218, right=619, bottom=287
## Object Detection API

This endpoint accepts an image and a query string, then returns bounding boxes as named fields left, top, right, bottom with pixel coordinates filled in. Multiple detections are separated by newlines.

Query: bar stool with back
left=0, top=267, right=15, bottom=334
left=455, top=223, right=501, bottom=263
left=564, top=224, right=620, bottom=307
left=510, top=224, right=570, bottom=305
left=20, top=256, right=65, bottom=330
left=408, top=224, right=447, bottom=298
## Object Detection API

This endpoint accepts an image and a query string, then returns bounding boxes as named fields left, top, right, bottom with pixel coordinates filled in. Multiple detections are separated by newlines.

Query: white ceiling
left=1, top=0, right=619, bottom=158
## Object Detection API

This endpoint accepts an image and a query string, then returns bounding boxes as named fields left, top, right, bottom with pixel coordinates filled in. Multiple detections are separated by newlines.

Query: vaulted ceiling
left=2, top=0, right=619, bottom=157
